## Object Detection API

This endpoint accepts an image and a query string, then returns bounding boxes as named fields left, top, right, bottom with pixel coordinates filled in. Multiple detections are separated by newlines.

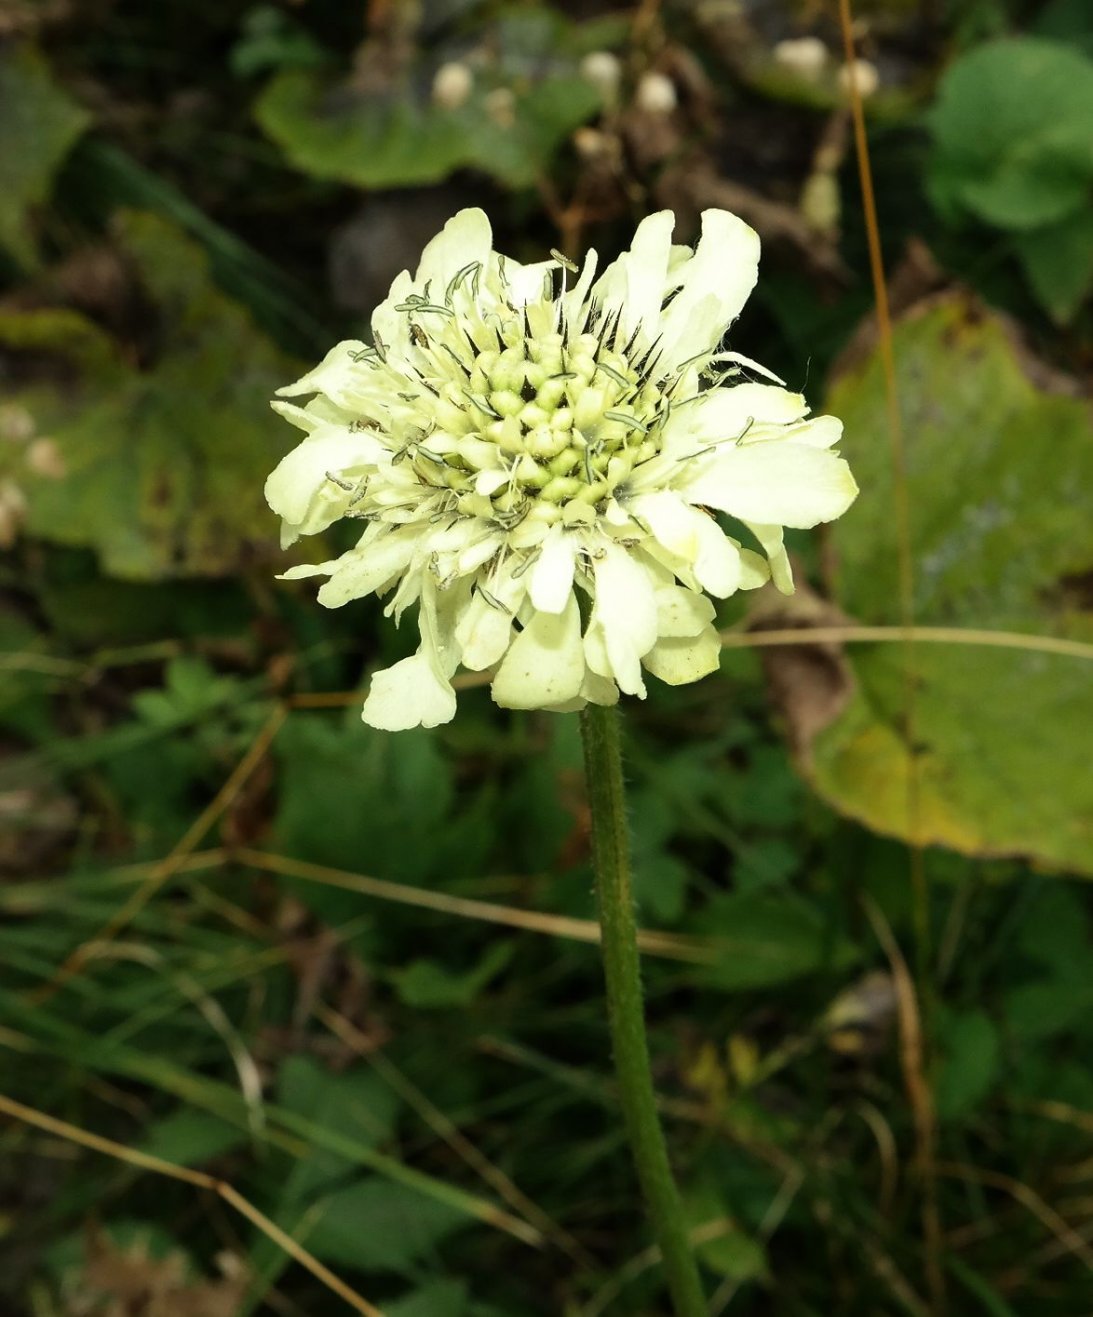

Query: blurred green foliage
left=1, top=1, right=1092, bottom=1316
left=928, top=37, right=1093, bottom=320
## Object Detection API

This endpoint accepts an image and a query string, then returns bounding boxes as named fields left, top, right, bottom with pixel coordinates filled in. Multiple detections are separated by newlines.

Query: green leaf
left=254, top=69, right=600, bottom=191
left=1014, top=209, right=1093, bottom=323
left=0, top=211, right=303, bottom=579
left=928, top=38, right=1093, bottom=231
left=139, top=1109, right=245, bottom=1167
left=685, top=1186, right=768, bottom=1281
left=305, top=1178, right=466, bottom=1274
left=935, top=1009, right=1001, bottom=1121
left=276, top=1055, right=400, bottom=1201
left=0, top=45, right=90, bottom=264
left=131, top=656, right=248, bottom=727
left=1005, top=979, right=1093, bottom=1040
left=391, top=941, right=513, bottom=1010
left=802, top=295, right=1093, bottom=876
left=690, top=892, right=858, bottom=991
left=386, top=1279, right=469, bottom=1317
left=272, top=714, right=493, bottom=923
left=0, top=604, right=55, bottom=739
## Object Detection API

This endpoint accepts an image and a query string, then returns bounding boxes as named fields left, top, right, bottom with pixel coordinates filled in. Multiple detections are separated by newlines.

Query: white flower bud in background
left=580, top=50, right=622, bottom=101
left=838, top=58, right=880, bottom=99
left=772, top=36, right=829, bottom=81
left=431, top=61, right=474, bottom=111
left=635, top=71, right=677, bottom=115
left=800, top=172, right=840, bottom=236
left=265, top=207, right=857, bottom=730
left=0, top=404, right=35, bottom=444
left=485, top=86, right=516, bottom=129
left=25, top=436, right=67, bottom=480
left=573, top=126, right=610, bottom=159
left=0, top=480, right=27, bottom=549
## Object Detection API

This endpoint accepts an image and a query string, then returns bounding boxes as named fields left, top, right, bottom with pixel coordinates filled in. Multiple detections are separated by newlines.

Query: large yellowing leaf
left=792, top=296, right=1093, bottom=873
left=0, top=212, right=303, bottom=579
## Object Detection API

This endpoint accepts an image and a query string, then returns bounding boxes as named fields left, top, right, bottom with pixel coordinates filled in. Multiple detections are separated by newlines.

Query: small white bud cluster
left=838, top=58, right=880, bottom=99
left=0, top=403, right=67, bottom=548
left=635, top=71, right=677, bottom=115
left=773, top=37, right=829, bottom=81
left=580, top=50, right=622, bottom=101
left=431, top=61, right=474, bottom=111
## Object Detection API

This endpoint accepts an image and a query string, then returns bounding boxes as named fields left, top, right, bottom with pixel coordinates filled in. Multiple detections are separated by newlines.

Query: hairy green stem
left=579, top=703, right=706, bottom=1317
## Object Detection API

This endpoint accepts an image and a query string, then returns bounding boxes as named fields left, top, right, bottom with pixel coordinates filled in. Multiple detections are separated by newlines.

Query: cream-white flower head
left=266, top=208, right=857, bottom=730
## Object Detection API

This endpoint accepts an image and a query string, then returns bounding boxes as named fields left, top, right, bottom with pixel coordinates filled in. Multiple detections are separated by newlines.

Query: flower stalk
left=580, top=703, right=707, bottom=1317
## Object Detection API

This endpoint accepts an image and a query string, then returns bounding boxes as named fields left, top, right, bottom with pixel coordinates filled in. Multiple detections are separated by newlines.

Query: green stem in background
left=579, top=703, right=707, bottom=1317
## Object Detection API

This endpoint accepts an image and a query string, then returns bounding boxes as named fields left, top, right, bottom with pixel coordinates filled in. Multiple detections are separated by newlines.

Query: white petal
left=709, top=350, right=786, bottom=384
left=782, top=413, right=843, bottom=449
left=580, top=669, right=619, bottom=706
left=274, top=341, right=377, bottom=410
left=264, top=436, right=376, bottom=545
left=369, top=269, right=415, bottom=352
left=583, top=617, right=611, bottom=680
left=632, top=491, right=741, bottom=597
left=455, top=588, right=513, bottom=670
left=642, top=625, right=722, bottom=686
left=563, top=247, right=599, bottom=331
left=492, top=595, right=585, bottom=709
left=655, top=585, right=716, bottom=638
left=415, top=208, right=493, bottom=294
left=504, top=259, right=556, bottom=308
left=746, top=522, right=794, bottom=593
left=616, top=210, right=676, bottom=346
left=270, top=400, right=324, bottom=432
left=739, top=548, right=771, bottom=590
left=278, top=557, right=340, bottom=581
left=316, top=530, right=417, bottom=607
left=590, top=543, right=658, bottom=696
left=631, top=490, right=700, bottom=558
left=528, top=527, right=578, bottom=613
left=692, top=385, right=809, bottom=443
left=475, top=469, right=509, bottom=496
left=361, top=653, right=457, bottom=730
left=680, top=441, right=859, bottom=528
left=657, top=210, right=760, bottom=369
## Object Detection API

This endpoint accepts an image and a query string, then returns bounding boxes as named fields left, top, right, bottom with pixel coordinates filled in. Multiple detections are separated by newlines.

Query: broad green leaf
left=935, top=1009, right=1001, bottom=1121
left=391, top=941, right=513, bottom=1010
left=277, top=1055, right=400, bottom=1201
left=801, top=296, right=1093, bottom=875
left=685, top=1180, right=770, bottom=1281
left=0, top=211, right=302, bottom=579
left=139, top=1108, right=245, bottom=1167
left=1014, top=209, right=1093, bottom=323
left=0, top=45, right=89, bottom=264
left=254, top=69, right=600, bottom=191
left=690, top=892, right=858, bottom=991
left=386, top=1280, right=469, bottom=1317
left=304, top=1178, right=466, bottom=1274
left=272, top=713, right=493, bottom=923
left=928, top=38, right=1093, bottom=231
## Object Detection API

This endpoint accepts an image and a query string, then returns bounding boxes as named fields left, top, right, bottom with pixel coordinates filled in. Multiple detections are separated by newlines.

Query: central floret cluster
left=437, top=321, right=664, bottom=518
left=266, top=207, right=858, bottom=730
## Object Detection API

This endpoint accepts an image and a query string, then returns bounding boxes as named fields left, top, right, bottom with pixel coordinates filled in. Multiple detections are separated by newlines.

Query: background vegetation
left=2, top=1, right=1092, bottom=1314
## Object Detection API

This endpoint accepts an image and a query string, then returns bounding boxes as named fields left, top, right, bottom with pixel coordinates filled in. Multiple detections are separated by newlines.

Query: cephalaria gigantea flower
left=265, top=208, right=857, bottom=730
